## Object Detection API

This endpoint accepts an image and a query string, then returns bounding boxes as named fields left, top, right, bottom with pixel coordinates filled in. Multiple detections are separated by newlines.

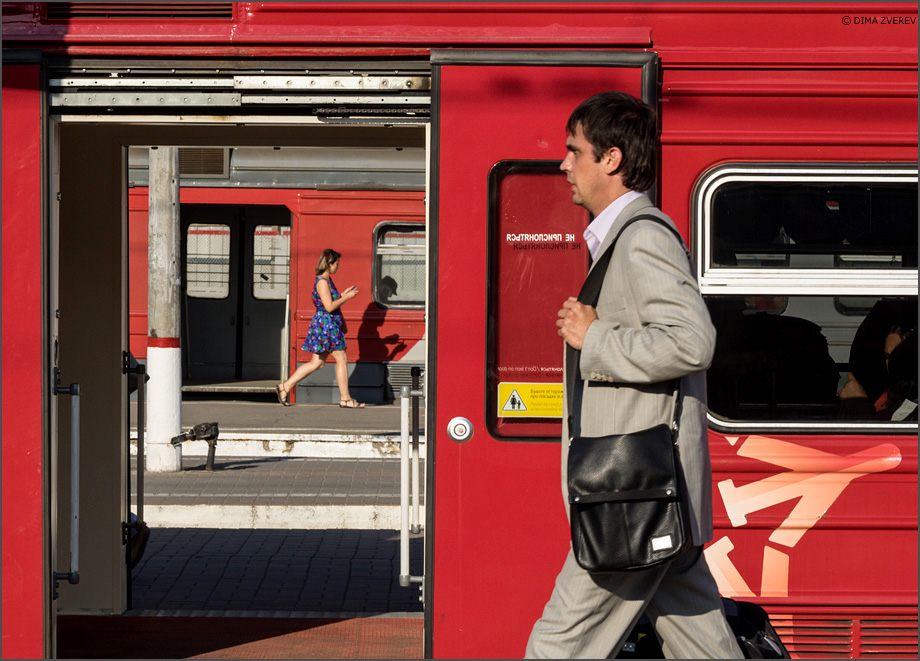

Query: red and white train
left=3, top=2, right=917, bottom=658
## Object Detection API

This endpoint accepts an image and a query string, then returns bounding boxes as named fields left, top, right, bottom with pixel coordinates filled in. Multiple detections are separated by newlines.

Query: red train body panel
left=1, top=62, right=46, bottom=661
left=430, top=51, right=917, bottom=657
left=2, top=2, right=917, bottom=659
left=128, top=186, right=425, bottom=397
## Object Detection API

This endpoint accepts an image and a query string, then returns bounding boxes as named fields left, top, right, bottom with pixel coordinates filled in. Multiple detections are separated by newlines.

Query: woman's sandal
left=339, top=399, right=365, bottom=409
left=276, top=384, right=291, bottom=407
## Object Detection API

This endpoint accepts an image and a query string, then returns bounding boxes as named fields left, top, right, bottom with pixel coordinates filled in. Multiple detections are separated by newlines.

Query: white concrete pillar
left=146, top=147, right=182, bottom=472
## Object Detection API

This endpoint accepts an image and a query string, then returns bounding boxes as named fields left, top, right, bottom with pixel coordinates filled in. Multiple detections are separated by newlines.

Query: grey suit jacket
left=561, top=194, right=716, bottom=545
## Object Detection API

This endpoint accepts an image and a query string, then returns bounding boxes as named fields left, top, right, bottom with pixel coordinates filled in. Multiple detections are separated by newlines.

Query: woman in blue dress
left=277, top=248, right=365, bottom=408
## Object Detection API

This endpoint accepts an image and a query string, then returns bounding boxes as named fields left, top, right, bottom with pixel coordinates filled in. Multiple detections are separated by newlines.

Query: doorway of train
left=179, top=203, right=291, bottom=386
left=47, top=57, right=430, bottom=658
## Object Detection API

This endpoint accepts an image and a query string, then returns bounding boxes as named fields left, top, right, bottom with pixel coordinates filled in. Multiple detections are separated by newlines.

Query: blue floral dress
left=302, top=276, right=347, bottom=354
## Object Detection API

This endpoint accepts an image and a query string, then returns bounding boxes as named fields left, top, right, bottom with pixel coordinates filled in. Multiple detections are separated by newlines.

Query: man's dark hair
left=566, top=91, right=657, bottom=192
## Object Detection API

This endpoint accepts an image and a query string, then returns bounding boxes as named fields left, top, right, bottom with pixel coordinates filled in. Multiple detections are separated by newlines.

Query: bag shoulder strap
left=568, top=213, right=689, bottom=435
left=578, top=213, right=690, bottom=308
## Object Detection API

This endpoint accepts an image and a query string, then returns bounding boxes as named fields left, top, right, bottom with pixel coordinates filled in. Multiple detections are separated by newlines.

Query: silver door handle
left=54, top=382, right=81, bottom=595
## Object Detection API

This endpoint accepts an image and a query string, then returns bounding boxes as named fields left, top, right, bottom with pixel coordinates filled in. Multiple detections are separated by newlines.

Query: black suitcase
left=617, top=598, right=790, bottom=659
left=722, top=598, right=790, bottom=659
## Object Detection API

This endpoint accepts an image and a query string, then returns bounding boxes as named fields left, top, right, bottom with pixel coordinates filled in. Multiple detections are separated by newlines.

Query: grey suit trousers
left=525, top=545, right=743, bottom=659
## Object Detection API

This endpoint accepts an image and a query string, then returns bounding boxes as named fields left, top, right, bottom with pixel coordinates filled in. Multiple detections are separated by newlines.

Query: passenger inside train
left=840, top=320, right=918, bottom=421
left=706, top=294, right=840, bottom=421
left=842, top=298, right=918, bottom=406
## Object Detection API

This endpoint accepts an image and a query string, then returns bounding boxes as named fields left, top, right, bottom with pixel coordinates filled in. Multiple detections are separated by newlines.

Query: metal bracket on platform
left=171, top=422, right=220, bottom=470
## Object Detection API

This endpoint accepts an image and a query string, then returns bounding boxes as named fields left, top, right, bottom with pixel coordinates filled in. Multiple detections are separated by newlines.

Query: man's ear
left=602, top=147, right=622, bottom=175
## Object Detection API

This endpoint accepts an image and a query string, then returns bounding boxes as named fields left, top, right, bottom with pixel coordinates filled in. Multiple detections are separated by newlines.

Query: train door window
left=252, top=224, right=290, bottom=300
left=694, top=164, right=918, bottom=431
left=485, top=161, right=589, bottom=440
left=186, top=223, right=230, bottom=299
left=373, top=223, right=425, bottom=308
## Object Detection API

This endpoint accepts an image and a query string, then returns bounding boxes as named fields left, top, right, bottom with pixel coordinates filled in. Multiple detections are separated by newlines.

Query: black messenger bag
left=566, top=215, right=689, bottom=572
left=567, top=412, right=685, bottom=572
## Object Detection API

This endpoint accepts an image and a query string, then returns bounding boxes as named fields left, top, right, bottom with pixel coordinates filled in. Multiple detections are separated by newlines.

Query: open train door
left=2, top=54, right=50, bottom=660
left=427, top=50, right=658, bottom=658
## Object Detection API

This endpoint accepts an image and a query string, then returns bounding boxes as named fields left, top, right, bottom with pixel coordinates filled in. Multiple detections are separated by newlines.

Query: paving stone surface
left=126, top=397, right=428, bottom=617
left=130, top=528, right=424, bottom=615
left=131, top=398, right=425, bottom=435
left=133, top=456, right=425, bottom=506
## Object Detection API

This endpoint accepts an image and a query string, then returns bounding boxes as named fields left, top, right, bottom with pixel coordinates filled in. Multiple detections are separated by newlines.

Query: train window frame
left=371, top=221, right=426, bottom=309
left=185, top=223, right=231, bottom=299
left=692, top=163, right=918, bottom=434
left=485, top=159, right=590, bottom=442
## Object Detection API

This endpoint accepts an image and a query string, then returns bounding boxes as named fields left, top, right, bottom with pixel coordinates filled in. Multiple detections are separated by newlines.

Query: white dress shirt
left=583, top=190, right=644, bottom=259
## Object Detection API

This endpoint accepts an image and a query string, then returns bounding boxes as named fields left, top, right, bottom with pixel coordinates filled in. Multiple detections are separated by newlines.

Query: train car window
left=709, top=180, right=917, bottom=269
left=486, top=161, right=589, bottom=440
left=252, top=225, right=290, bottom=300
left=695, top=165, right=918, bottom=432
left=706, top=294, right=916, bottom=423
left=186, top=223, right=230, bottom=299
left=696, top=167, right=918, bottom=274
left=373, top=224, right=425, bottom=308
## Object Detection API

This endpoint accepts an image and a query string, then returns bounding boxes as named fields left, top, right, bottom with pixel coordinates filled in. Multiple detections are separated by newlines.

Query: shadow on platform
left=57, top=528, right=425, bottom=659
left=57, top=615, right=422, bottom=659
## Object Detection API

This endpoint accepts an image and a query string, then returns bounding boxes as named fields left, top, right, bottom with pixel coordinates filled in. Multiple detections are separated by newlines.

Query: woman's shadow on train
left=353, top=277, right=406, bottom=403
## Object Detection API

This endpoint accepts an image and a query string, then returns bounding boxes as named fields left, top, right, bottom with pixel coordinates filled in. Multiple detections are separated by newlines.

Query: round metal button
left=447, top=416, right=473, bottom=443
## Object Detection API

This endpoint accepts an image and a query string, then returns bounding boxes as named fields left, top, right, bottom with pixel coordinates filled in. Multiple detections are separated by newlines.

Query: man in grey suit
left=525, top=92, right=743, bottom=659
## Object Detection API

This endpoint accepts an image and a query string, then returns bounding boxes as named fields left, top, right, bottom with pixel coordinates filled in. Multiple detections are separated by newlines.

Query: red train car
left=2, top=3, right=917, bottom=659
left=127, top=167, right=426, bottom=403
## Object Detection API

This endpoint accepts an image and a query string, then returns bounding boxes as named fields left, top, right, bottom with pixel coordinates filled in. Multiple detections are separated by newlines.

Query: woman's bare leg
left=278, top=352, right=327, bottom=402
left=332, top=349, right=363, bottom=407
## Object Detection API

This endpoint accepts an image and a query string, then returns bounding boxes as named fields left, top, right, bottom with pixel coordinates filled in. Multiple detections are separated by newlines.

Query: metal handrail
left=135, top=366, right=146, bottom=524
left=399, top=381, right=424, bottom=589
left=54, top=382, right=81, bottom=595
left=411, top=367, right=422, bottom=534
left=124, top=357, right=147, bottom=609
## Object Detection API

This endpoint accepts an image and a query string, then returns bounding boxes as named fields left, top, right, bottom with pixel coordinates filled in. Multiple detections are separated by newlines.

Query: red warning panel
left=487, top=161, right=588, bottom=439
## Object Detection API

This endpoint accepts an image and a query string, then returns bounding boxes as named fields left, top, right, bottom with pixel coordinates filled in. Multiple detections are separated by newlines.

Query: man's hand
left=556, top=297, right=598, bottom=350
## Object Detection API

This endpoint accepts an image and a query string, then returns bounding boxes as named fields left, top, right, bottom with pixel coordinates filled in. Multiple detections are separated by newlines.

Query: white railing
left=399, top=381, right=424, bottom=590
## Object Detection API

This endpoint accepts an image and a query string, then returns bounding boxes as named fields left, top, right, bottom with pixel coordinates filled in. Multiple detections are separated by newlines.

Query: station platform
left=131, top=398, right=425, bottom=459
left=133, top=455, right=424, bottom=530
left=57, top=396, right=428, bottom=659
left=132, top=397, right=420, bottom=438
left=132, top=397, right=426, bottom=530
